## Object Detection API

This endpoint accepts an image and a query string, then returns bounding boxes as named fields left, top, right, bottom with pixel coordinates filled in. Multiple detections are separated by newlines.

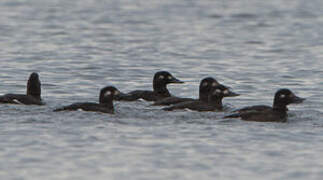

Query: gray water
left=0, top=0, right=323, bottom=179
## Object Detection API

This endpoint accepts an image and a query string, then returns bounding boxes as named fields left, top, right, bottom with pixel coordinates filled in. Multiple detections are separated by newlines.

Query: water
left=0, top=0, right=323, bottom=179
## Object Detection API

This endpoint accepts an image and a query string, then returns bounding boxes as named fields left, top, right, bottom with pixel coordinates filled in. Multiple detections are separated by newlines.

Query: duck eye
left=202, top=82, right=208, bottom=86
left=168, top=75, right=172, bottom=80
left=104, top=91, right=112, bottom=96
left=280, top=94, right=286, bottom=98
left=223, top=89, right=229, bottom=95
left=159, top=75, right=164, bottom=79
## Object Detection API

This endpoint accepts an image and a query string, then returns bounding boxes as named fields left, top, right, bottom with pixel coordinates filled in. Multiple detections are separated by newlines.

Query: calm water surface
left=0, top=0, right=323, bottom=179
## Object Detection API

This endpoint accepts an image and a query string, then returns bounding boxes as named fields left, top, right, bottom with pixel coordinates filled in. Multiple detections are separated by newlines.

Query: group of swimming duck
left=0, top=71, right=305, bottom=122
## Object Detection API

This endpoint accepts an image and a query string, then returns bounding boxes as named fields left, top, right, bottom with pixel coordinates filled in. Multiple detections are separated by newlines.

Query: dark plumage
left=225, top=89, right=305, bottom=122
left=114, top=71, right=184, bottom=101
left=152, top=77, right=219, bottom=106
left=54, top=86, right=119, bottom=114
left=0, top=72, right=44, bottom=105
left=163, top=84, right=239, bottom=112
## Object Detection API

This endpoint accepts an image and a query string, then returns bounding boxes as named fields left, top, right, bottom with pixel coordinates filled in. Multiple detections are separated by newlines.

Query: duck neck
left=153, top=82, right=170, bottom=96
left=199, top=89, right=208, bottom=102
left=27, top=84, right=41, bottom=100
left=273, top=101, right=288, bottom=112
left=101, top=99, right=114, bottom=110
left=208, top=96, right=224, bottom=110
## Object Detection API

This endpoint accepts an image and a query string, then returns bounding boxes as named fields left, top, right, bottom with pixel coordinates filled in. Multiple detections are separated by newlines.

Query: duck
left=54, top=86, right=119, bottom=114
left=163, top=84, right=239, bottom=112
left=225, top=89, right=305, bottom=122
left=0, top=72, right=44, bottom=105
left=152, top=77, right=220, bottom=106
left=114, top=71, right=184, bottom=101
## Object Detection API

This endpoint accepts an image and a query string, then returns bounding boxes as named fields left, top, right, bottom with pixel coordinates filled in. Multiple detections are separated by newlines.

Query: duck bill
left=113, top=91, right=127, bottom=100
left=226, top=90, right=240, bottom=97
left=292, top=95, right=305, bottom=104
left=169, top=77, right=184, bottom=84
left=117, top=92, right=127, bottom=97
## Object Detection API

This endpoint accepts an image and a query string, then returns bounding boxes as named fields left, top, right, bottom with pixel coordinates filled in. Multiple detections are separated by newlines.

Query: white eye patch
left=213, top=89, right=222, bottom=95
left=223, top=89, right=229, bottom=95
left=168, top=75, right=172, bottom=80
left=212, top=82, right=217, bottom=87
left=159, top=75, right=164, bottom=79
left=202, top=82, right=208, bottom=86
left=280, top=94, right=286, bottom=98
left=114, top=91, right=120, bottom=95
left=104, top=91, right=112, bottom=96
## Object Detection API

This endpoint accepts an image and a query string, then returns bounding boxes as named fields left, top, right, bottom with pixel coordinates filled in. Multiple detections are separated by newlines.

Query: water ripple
left=1, top=0, right=323, bottom=179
